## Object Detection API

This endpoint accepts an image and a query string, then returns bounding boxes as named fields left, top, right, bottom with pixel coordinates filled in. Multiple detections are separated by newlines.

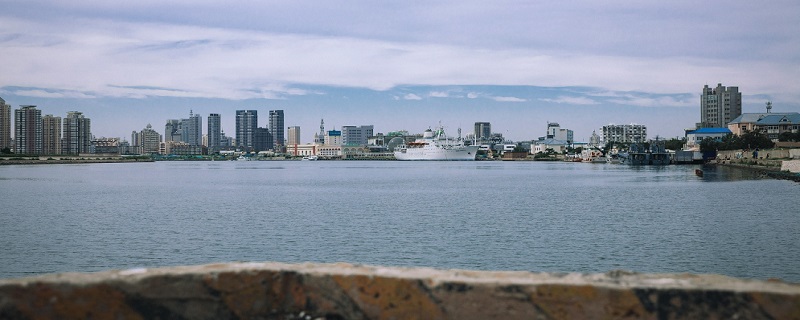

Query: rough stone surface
left=782, top=160, right=800, bottom=173
left=1, top=262, right=799, bottom=319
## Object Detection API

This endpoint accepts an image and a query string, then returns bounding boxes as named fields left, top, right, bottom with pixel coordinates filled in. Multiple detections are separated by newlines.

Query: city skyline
left=1, top=2, right=799, bottom=143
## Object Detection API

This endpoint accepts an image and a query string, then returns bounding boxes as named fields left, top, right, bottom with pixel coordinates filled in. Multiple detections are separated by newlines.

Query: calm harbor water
left=1, top=161, right=798, bottom=282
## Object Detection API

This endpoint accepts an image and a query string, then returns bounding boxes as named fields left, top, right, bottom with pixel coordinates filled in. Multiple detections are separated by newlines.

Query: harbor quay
left=1, top=262, right=798, bottom=319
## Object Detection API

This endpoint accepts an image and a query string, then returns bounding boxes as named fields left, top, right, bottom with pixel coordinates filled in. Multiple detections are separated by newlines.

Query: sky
left=1, top=1, right=799, bottom=143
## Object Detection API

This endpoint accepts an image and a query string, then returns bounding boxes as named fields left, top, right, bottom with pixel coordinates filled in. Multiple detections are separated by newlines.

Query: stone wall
left=1, top=262, right=798, bottom=319
left=782, top=160, right=800, bottom=173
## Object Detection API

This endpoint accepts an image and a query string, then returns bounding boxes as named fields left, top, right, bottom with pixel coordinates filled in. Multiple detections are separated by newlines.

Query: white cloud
left=493, top=96, right=526, bottom=102
left=539, top=96, right=598, bottom=105
left=403, top=93, right=422, bottom=100
left=0, top=3, right=798, bottom=104
left=12, top=89, right=96, bottom=99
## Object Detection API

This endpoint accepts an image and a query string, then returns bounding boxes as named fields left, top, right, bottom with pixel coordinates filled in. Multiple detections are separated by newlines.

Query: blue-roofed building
left=685, top=127, right=732, bottom=149
left=753, top=114, right=800, bottom=141
left=728, top=112, right=800, bottom=136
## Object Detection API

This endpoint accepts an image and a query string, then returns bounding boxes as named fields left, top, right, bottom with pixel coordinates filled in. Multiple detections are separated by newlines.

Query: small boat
left=695, top=169, right=704, bottom=177
left=302, top=155, right=319, bottom=161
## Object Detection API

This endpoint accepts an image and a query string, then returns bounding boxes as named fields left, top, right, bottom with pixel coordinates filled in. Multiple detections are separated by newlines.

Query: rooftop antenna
left=766, top=101, right=772, bottom=114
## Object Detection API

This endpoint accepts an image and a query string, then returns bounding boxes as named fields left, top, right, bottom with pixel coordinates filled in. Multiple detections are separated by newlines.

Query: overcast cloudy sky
left=1, top=1, right=798, bottom=142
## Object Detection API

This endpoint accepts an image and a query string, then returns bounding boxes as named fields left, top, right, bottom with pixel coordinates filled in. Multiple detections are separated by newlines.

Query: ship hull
left=394, top=145, right=479, bottom=161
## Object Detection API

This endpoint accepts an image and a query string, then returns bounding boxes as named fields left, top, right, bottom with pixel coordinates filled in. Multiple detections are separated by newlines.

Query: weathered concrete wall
left=782, top=160, right=800, bottom=173
left=1, top=262, right=798, bottom=319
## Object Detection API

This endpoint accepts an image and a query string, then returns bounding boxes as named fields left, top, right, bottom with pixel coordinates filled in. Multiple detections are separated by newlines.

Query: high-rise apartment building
left=181, top=111, right=202, bottom=146
left=287, top=126, right=301, bottom=145
left=0, top=97, right=11, bottom=150
left=62, top=111, right=91, bottom=154
left=208, top=113, right=221, bottom=153
left=700, top=83, right=742, bottom=128
left=165, top=119, right=182, bottom=142
left=474, top=122, right=491, bottom=142
left=236, top=110, right=257, bottom=152
left=254, top=127, right=272, bottom=152
left=269, top=110, right=284, bottom=148
left=14, top=105, right=42, bottom=154
left=341, top=125, right=373, bottom=146
left=134, top=124, right=162, bottom=154
left=601, top=124, right=647, bottom=144
left=42, top=114, right=61, bottom=155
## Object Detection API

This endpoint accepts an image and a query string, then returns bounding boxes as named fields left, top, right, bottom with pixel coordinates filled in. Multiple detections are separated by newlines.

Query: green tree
left=699, top=137, right=720, bottom=153
left=739, top=129, right=774, bottom=150
left=664, top=138, right=685, bottom=150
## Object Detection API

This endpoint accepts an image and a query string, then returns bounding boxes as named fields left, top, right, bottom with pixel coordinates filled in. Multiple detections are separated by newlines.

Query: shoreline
left=715, top=161, right=800, bottom=182
left=0, top=158, right=154, bottom=165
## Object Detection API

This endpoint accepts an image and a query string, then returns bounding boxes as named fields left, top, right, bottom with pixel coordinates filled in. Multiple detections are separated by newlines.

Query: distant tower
left=208, top=113, right=221, bottom=153
left=315, top=119, right=325, bottom=144
left=474, top=122, right=491, bottom=142
left=62, top=111, right=91, bottom=155
left=181, top=110, right=202, bottom=146
left=0, top=97, right=11, bottom=150
left=15, top=105, right=42, bottom=154
left=766, top=101, right=772, bottom=114
left=287, top=126, right=301, bottom=145
left=269, top=110, right=284, bottom=148
left=42, top=114, right=62, bottom=155
left=700, top=83, right=742, bottom=128
left=236, top=110, right=257, bottom=152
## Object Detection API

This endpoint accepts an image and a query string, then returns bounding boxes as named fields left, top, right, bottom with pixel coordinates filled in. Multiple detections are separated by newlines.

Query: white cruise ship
left=394, top=127, right=479, bottom=161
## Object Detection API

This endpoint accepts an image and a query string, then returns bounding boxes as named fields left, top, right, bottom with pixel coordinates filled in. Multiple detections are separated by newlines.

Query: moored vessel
left=394, top=127, right=479, bottom=161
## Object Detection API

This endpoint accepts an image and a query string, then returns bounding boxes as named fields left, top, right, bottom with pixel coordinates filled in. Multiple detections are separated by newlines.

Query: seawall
left=1, top=262, right=798, bottom=319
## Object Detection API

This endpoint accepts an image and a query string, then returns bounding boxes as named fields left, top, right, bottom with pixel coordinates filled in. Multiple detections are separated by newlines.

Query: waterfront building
left=62, top=111, right=92, bottom=155
left=14, top=105, right=42, bottom=154
left=220, top=130, right=233, bottom=149
left=208, top=113, right=221, bottom=153
left=474, top=122, right=491, bottom=143
left=532, top=138, right=569, bottom=154
left=588, top=131, right=601, bottom=148
left=727, top=102, right=800, bottom=139
left=0, top=97, right=10, bottom=150
left=254, top=127, right=272, bottom=152
left=287, top=126, right=300, bottom=145
left=286, top=143, right=318, bottom=157
left=269, top=110, right=284, bottom=149
left=747, top=114, right=800, bottom=141
left=314, top=119, right=325, bottom=145
left=236, top=110, right=257, bottom=152
left=341, top=125, right=373, bottom=146
left=546, top=122, right=574, bottom=144
left=92, top=137, right=120, bottom=154
left=181, top=111, right=202, bottom=146
left=160, top=141, right=203, bottom=155
left=317, top=145, right=342, bottom=157
left=165, top=119, right=182, bottom=142
left=699, top=83, right=742, bottom=128
left=601, top=124, right=647, bottom=144
left=133, top=124, right=162, bottom=154
left=42, top=114, right=61, bottom=155
left=325, top=130, right=342, bottom=146
left=685, top=128, right=732, bottom=149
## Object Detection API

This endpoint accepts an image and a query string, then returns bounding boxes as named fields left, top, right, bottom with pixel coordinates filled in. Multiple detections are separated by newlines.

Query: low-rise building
left=532, top=138, right=569, bottom=154
left=684, top=128, right=732, bottom=149
left=286, top=144, right=318, bottom=157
